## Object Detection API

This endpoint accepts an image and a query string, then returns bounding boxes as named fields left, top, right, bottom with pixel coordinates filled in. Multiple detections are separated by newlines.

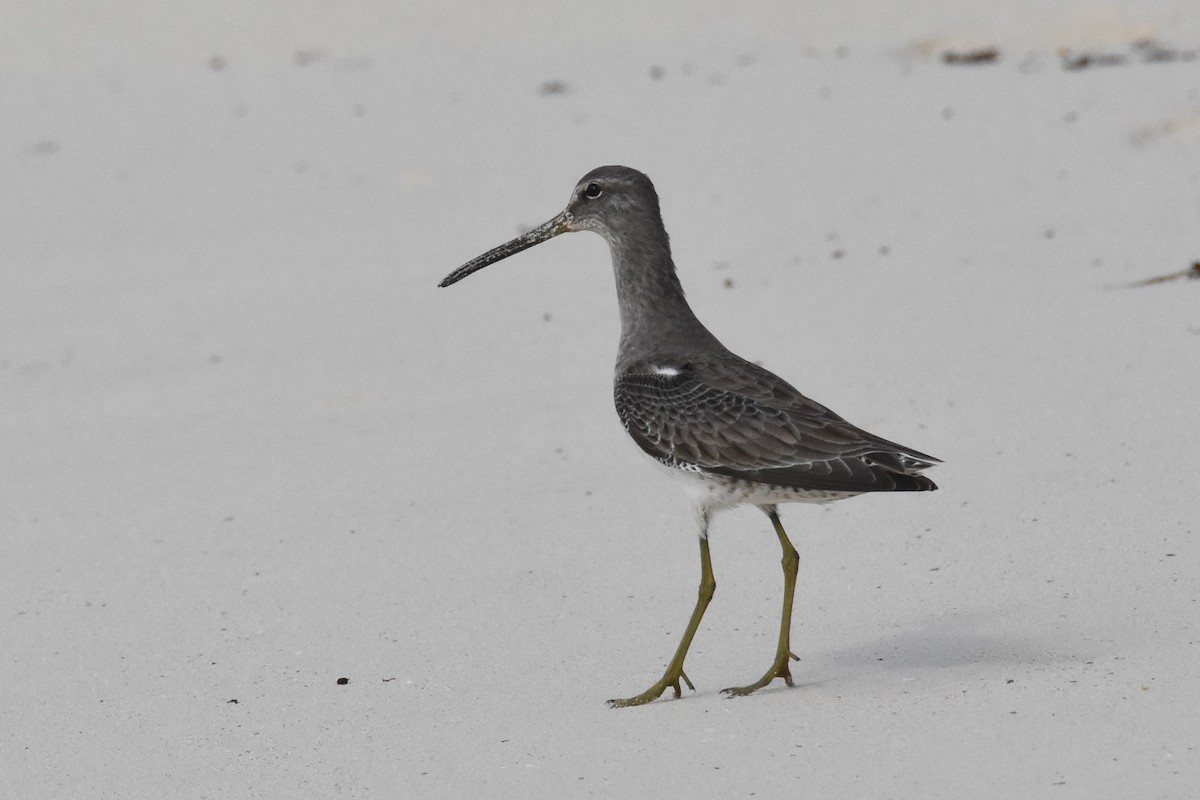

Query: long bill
left=438, top=210, right=573, bottom=287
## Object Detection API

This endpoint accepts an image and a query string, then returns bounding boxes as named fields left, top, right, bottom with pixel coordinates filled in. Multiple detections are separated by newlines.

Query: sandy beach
left=3, top=1, right=1198, bottom=796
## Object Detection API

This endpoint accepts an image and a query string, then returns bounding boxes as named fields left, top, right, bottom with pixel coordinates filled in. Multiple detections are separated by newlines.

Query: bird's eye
left=584, top=182, right=603, bottom=199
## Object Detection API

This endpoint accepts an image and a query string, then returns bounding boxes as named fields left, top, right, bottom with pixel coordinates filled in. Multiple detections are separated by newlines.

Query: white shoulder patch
left=650, top=365, right=681, bottom=376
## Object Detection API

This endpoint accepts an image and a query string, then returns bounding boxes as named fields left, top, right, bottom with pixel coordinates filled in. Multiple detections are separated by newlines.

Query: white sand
left=3, top=1, right=1198, bottom=797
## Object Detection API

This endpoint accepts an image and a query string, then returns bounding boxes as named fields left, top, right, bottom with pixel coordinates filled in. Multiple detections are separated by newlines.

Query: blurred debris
left=942, top=47, right=1000, bottom=65
left=1060, top=39, right=1197, bottom=71
left=1131, top=38, right=1198, bottom=63
left=1124, top=261, right=1200, bottom=288
left=25, top=140, right=60, bottom=156
left=1060, top=49, right=1127, bottom=70
left=1130, top=112, right=1200, bottom=146
left=294, top=49, right=326, bottom=67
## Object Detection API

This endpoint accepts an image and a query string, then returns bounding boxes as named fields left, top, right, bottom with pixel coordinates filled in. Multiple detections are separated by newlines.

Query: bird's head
left=438, top=165, right=660, bottom=288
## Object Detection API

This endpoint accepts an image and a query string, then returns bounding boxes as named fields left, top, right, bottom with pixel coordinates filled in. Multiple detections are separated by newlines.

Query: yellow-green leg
left=722, top=508, right=801, bottom=697
left=608, top=536, right=716, bottom=707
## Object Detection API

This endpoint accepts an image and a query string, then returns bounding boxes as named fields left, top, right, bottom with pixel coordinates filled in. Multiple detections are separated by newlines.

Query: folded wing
left=614, top=355, right=939, bottom=493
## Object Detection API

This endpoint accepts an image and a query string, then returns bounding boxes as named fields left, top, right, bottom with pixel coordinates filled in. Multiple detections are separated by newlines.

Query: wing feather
left=614, top=354, right=938, bottom=493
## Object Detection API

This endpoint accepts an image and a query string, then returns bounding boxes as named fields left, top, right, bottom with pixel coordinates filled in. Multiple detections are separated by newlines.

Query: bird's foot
left=721, top=651, right=799, bottom=698
left=607, top=669, right=695, bottom=708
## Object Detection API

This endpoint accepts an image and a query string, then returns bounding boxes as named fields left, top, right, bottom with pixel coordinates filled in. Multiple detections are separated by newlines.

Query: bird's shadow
left=798, top=609, right=1095, bottom=685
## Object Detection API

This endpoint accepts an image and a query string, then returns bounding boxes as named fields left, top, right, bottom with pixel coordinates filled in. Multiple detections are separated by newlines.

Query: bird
left=438, top=166, right=939, bottom=707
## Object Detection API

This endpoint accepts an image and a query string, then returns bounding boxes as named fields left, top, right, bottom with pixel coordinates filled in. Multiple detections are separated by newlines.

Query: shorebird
left=439, top=166, right=939, bottom=707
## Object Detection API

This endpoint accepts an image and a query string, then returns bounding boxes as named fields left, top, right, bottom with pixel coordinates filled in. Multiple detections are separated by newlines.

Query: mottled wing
left=614, top=355, right=938, bottom=493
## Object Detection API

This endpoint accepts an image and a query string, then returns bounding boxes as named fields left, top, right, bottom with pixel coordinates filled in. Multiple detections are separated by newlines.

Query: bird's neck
left=608, top=227, right=724, bottom=372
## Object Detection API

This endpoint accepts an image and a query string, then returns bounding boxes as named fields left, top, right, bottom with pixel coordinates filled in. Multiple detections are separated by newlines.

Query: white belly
left=648, top=456, right=859, bottom=514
